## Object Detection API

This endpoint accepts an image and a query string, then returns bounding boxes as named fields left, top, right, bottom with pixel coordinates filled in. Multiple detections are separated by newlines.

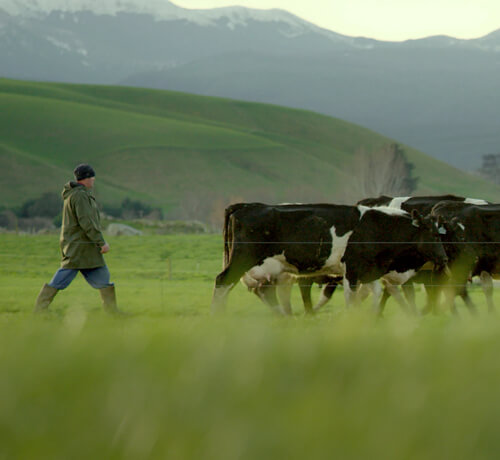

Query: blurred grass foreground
left=2, top=233, right=500, bottom=459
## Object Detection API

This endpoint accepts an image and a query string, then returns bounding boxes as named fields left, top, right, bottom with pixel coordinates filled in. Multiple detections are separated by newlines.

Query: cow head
left=411, top=210, right=449, bottom=270
left=446, top=216, right=478, bottom=263
left=448, top=217, right=466, bottom=241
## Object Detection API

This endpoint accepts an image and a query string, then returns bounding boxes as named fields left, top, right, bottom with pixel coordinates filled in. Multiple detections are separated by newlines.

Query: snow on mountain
left=2, top=0, right=205, bottom=22
left=1, top=0, right=321, bottom=32
left=199, top=6, right=320, bottom=31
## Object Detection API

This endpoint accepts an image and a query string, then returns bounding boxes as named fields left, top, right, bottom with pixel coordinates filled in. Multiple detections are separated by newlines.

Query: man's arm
left=73, top=193, right=107, bottom=248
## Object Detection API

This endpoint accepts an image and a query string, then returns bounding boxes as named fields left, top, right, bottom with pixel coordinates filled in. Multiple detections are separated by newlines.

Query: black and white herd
left=211, top=195, right=500, bottom=317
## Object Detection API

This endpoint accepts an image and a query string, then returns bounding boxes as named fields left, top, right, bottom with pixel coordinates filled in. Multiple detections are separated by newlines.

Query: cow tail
left=222, top=203, right=249, bottom=269
left=222, top=202, right=255, bottom=269
left=223, top=206, right=234, bottom=269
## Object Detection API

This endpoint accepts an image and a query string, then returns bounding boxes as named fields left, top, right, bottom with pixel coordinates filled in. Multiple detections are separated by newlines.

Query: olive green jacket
left=59, top=182, right=106, bottom=269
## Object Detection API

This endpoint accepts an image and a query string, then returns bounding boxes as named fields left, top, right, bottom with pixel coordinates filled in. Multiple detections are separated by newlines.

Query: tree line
left=0, top=195, right=163, bottom=232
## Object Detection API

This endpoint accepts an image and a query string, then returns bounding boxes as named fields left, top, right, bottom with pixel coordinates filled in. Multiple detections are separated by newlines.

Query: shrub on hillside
left=17, top=192, right=61, bottom=219
left=103, top=198, right=163, bottom=220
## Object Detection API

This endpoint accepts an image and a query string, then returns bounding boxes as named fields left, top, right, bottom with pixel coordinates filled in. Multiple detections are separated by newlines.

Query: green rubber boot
left=34, top=284, right=58, bottom=313
left=99, top=285, right=126, bottom=316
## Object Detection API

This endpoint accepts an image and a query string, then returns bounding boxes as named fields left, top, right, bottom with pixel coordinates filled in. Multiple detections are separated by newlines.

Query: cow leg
left=456, top=284, right=477, bottom=316
left=355, top=284, right=371, bottom=303
left=421, top=284, right=437, bottom=315
left=382, top=281, right=410, bottom=314
left=276, top=274, right=294, bottom=316
left=297, top=278, right=314, bottom=314
left=343, top=276, right=362, bottom=308
left=212, top=258, right=257, bottom=314
left=313, top=280, right=339, bottom=312
left=343, top=276, right=354, bottom=308
left=377, top=288, right=391, bottom=318
left=480, top=271, right=495, bottom=314
left=431, top=270, right=459, bottom=317
left=426, top=270, right=446, bottom=315
left=402, top=281, right=418, bottom=315
left=212, top=270, right=237, bottom=314
left=438, top=280, right=459, bottom=316
left=443, top=285, right=460, bottom=317
left=368, top=281, right=382, bottom=315
left=255, top=283, right=286, bottom=315
left=443, top=254, right=477, bottom=316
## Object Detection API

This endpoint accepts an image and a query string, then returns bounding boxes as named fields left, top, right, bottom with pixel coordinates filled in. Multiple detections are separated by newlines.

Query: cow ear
left=450, top=217, right=465, bottom=232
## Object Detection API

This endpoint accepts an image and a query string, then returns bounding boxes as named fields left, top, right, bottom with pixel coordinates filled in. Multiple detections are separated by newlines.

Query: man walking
left=34, top=164, right=123, bottom=315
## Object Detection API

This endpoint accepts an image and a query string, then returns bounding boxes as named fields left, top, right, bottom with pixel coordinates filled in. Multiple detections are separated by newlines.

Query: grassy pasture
left=2, top=233, right=500, bottom=459
left=2, top=78, right=500, bottom=212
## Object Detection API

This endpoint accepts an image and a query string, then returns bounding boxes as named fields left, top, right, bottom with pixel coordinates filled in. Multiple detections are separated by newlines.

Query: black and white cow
left=212, top=202, right=448, bottom=314
left=354, top=195, right=489, bottom=314
left=431, top=201, right=500, bottom=314
left=245, top=195, right=488, bottom=316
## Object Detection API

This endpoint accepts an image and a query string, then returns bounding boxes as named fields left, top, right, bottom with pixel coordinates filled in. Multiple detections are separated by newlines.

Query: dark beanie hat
left=74, top=164, right=96, bottom=181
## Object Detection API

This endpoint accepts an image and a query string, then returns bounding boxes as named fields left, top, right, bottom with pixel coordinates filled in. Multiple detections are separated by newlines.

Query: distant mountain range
left=1, top=0, right=499, bottom=170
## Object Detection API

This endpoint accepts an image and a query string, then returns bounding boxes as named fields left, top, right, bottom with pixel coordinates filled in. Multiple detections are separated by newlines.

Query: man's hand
left=100, top=243, right=110, bottom=254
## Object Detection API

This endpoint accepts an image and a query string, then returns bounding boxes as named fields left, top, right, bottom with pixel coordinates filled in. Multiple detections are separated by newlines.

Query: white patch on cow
left=464, top=198, right=488, bottom=205
left=382, top=270, right=417, bottom=286
left=357, top=205, right=371, bottom=218
left=458, top=223, right=465, bottom=231
left=375, top=206, right=409, bottom=217
left=388, top=197, right=411, bottom=209
left=323, top=226, right=353, bottom=274
left=438, top=226, right=447, bottom=235
left=358, top=205, right=408, bottom=217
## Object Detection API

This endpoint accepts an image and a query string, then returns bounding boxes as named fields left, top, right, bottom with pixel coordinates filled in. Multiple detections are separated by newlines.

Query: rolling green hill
left=1, top=78, right=499, bottom=217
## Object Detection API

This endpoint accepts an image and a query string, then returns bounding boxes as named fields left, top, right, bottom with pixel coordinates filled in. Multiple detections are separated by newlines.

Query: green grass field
left=2, top=233, right=500, bottom=459
left=2, top=78, right=500, bottom=214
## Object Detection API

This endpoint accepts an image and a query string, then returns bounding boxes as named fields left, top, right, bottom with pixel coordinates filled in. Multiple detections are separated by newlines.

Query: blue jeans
left=48, top=266, right=114, bottom=290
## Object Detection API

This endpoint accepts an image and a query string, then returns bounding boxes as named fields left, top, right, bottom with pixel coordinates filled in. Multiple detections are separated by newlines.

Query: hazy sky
left=172, top=0, right=500, bottom=41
